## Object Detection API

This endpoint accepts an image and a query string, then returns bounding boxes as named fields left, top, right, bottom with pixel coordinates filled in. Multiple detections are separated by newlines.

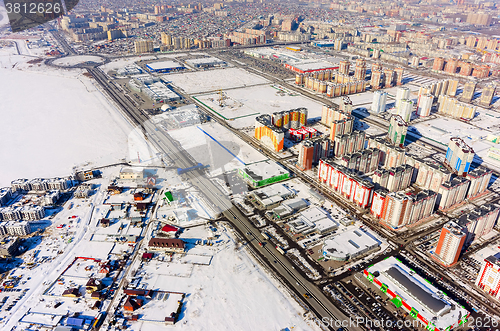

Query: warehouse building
left=272, top=197, right=308, bottom=219
left=238, top=161, right=290, bottom=189
left=185, top=57, right=226, bottom=68
left=249, top=182, right=294, bottom=208
left=288, top=206, right=339, bottom=235
left=145, top=60, right=185, bottom=73
left=364, top=257, right=469, bottom=331
left=284, top=59, right=340, bottom=74
left=322, top=227, right=380, bottom=261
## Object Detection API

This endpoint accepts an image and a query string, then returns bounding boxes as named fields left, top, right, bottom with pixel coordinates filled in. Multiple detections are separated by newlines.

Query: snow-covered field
left=132, top=225, right=320, bottom=331
left=168, top=121, right=268, bottom=176
left=0, top=50, right=156, bottom=186
left=164, top=67, right=269, bottom=94
left=52, top=55, right=104, bottom=66
left=195, top=84, right=324, bottom=129
left=410, top=116, right=500, bottom=168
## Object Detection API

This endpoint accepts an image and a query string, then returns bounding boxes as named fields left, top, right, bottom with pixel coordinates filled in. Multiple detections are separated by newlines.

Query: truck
left=261, top=232, right=271, bottom=240
left=276, top=246, right=286, bottom=255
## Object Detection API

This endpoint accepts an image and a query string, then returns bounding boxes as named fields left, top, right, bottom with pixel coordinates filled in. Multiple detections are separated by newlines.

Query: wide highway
left=87, top=67, right=361, bottom=331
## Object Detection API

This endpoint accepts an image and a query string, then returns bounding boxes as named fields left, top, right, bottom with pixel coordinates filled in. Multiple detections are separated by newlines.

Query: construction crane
left=217, top=89, right=227, bottom=107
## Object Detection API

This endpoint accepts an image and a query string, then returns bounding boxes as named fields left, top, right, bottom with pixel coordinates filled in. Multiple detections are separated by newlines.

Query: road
left=85, top=67, right=361, bottom=331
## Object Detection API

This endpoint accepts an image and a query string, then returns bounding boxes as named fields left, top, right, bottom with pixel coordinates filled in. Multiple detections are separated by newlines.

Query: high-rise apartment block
left=438, top=95, right=476, bottom=120
left=460, top=81, right=476, bottom=103
left=480, top=84, right=496, bottom=108
left=433, top=221, right=466, bottom=266
left=371, top=91, right=387, bottom=113
left=135, top=40, right=154, bottom=53
left=388, top=115, right=408, bottom=147
left=416, top=93, right=433, bottom=117
left=297, top=140, right=314, bottom=171
left=444, top=137, right=474, bottom=176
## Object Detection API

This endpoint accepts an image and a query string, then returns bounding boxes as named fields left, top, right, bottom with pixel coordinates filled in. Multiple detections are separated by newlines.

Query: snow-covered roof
left=366, top=256, right=469, bottom=330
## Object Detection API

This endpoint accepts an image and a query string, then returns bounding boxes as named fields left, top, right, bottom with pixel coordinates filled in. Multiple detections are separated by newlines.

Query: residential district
left=3, top=0, right=500, bottom=330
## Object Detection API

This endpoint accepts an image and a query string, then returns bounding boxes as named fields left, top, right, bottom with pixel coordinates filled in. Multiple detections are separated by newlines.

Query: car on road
left=303, top=293, right=310, bottom=299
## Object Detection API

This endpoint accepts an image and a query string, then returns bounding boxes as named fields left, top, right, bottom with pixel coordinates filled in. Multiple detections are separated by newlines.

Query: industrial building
left=284, top=59, right=339, bottom=74
left=288, top=206, right=339, bottom=235
left=271, top=198, right=308, bottom=220
left=432, top=221, right=466, bottom=266
left=185, top=57, right=226, bottom=68
left=238, top=161, right=290, bottom=189
left=249, top=182, right=295, bottom=208
left=129, top=77, right=181, bottom=103
left=145, top=61, right=185, bottom=73
left=364, top=257, right=469, bottom=331
left=444, top=137, right=474, bottom=177
left=322, top=227, right=380, bottom=261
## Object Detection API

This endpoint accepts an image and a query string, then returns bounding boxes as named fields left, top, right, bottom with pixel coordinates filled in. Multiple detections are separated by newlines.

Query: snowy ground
left=52, top=55, right=104, bottom=66
left=0, top=50, right=159, bottom=186
left=167, top=121, right=269, bottom=176
left=195, top=84, right=324, bottom=129
left=410, top=116, right=500, bottom=168
left=164, top=67, right=269, bottom=94
left=130, top=225, right=320, bottom=331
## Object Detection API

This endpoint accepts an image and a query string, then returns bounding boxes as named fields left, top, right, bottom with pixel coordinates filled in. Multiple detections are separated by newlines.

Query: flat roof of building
left=323, top=227, right=380, bottom=260
left=289, top=60, right=339, bottom=72
left=240, top=161, right=289, bottom=181
left=252, top=182, right=293, bottom=200
left=366, top=257, right=469, bottom=330
left=185, top=57, right=225, bottom=65
left=146, top=61, right=184, bottom=70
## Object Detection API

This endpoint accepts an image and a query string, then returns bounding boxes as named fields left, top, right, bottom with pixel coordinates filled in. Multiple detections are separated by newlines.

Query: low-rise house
left=148, top=238, right=185, bottom=253
left=120, top=168, right=143, bottom=180
left=124, top=297, right=143, bottom=311
left=85, top=278, right=103, bottom=293
left=91, top=291, right=106, bottom=300
left=62, top=288, right=80, bottom=297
